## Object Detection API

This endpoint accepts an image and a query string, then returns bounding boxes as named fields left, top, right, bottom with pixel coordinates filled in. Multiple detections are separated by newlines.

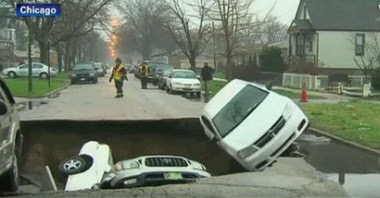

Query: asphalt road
left=19, top=72, right=205, bottom=121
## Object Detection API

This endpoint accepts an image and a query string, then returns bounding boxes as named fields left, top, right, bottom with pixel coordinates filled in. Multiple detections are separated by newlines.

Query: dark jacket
left=201, top=66, right=215, bottom=81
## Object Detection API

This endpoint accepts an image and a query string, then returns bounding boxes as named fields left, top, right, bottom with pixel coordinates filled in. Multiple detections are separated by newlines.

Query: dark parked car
left=71, top=64, right=98, bottom=84
left=93, top=62, right=106, bottom=77
left=151, top=65, right=174, bottom=85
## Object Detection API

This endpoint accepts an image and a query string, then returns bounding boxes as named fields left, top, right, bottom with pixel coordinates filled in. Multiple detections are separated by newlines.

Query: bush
left=372, top=67, right=380, bottom=90
left=259, top=46, right=286, bottom=72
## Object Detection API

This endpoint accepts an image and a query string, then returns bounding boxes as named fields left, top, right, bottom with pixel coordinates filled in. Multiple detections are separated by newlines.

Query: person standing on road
left=139, top=62, right=151, bottom=89
left=201, top=63, right=214, bottom=102
left=109, top=58, right=128, bottom=98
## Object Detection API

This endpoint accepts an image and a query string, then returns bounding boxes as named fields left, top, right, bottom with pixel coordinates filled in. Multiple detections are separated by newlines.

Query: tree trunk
left=226, top=54, right=234, bottom=81
left=189, top=57, right=196, bottom=71
left=57, top=52, right=63, bottom=72
left=38, top=41, right=49, bottom=65
left=64, top=41, right=71, bottom=71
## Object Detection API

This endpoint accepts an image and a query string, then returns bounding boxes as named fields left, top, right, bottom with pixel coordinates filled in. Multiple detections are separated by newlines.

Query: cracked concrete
left=17, top=158, right=348, bottom=197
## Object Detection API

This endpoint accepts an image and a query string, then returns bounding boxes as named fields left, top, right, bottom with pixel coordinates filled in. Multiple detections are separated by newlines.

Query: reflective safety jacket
left=139, top=64, right=151, bottom=77
left=112, top=64, right=126, bottom=80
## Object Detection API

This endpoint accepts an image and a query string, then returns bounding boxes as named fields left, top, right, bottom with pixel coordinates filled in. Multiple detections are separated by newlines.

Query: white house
left=289, top=0, right=380, bottom=75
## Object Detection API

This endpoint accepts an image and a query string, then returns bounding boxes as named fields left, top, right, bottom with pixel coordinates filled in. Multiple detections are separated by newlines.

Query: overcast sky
left=253, top=0, right=300, bottom=25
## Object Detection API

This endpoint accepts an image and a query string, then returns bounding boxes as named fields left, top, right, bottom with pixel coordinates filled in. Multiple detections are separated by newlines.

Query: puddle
left=297, top=131, right=380, bottom=197
left=17, top=100, right=48, bottom=112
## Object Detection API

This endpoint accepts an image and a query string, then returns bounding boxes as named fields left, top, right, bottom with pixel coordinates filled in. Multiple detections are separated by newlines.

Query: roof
left=302, top=0, right=380, bottom=31
left=293, top=19, right=313, bottom=30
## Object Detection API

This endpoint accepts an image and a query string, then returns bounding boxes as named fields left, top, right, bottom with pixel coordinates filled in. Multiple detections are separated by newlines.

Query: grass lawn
left=214, top=72, right=226, bottom=79
left=201, top=80, right=227, bottom=97
left=4, top=77, right=69, bottom=98
left=54, top=72, right=71, bottom=80
left=200, top=81, right=326, bottom=100
left=302, top=101, right=380, bottom=150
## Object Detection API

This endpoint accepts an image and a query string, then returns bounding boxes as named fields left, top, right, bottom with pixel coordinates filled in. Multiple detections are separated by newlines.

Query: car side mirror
left=265, top=82, right=273, bottom=90
left=0, top=100, right=8, bottom=115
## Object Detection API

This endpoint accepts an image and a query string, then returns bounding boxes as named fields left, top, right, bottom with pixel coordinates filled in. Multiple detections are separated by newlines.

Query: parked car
left=152, top=65, right=174, bottom=85
left=2, top=62, right=57, bottom=79
left=100, top=155, right=210, bottom=189
left=61, top=141, right=113, bottom=191
left=71, top=64, right=98, bottom=84
left=199, top=79, right=309, bottom=171
left=166, top=69, right=201, bottom=97
left=0, top=78, right=23, bottom=192
left=158, top=70, right=171, bottom=90
left=102, top=63, right=108, bottom=74
left=93, top=62, right=106, bottom=77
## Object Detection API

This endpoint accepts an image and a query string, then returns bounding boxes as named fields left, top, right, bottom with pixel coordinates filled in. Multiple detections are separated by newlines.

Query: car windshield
left=213, top=85, right=269, bottom=138
left=173, top=71, right=197, bottom=79
left=93, top=63, right=102, bottom=69
left=74, top=64, right=94, bottom=71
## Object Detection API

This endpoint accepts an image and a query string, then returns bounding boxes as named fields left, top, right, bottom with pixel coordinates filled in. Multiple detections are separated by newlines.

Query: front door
left=18, top=64, right=29, bottom=76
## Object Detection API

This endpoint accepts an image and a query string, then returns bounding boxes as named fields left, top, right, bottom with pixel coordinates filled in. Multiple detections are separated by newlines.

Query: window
left=213, top=85, right=269, bottom=138
left=32, top=64, right=44, bottom=69
left=19, top=65, right=28, bottom=69
left=173, top=71, right=196, bottom=79
left=309, top=37, right=313, bottom=52
left=296, top=34, right=305, bottom=55
left=355, top=34, right=365, bottom=56
left=303, top=5, right=307, bottom=19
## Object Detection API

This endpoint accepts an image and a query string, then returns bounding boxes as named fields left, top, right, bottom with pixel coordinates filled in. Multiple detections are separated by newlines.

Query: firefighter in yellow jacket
left=138, top=61, right=151, bottom=89
left=109, top=58, right=128, bottom=98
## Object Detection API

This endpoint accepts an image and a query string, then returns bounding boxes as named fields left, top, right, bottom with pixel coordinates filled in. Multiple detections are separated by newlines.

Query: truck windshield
left=213, top=85, right=269, bottom=138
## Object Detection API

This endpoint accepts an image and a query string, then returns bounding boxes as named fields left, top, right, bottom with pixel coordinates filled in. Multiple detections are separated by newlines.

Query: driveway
left=19, top=73, right=205, bottom=121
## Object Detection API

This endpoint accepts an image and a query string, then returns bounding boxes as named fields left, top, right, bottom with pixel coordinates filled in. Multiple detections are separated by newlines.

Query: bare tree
left=163, top=0, right=213, bottom=71
left=261, top=15, right=287, bottom=44
left=5, top=0, right=113, bottom=65
left=210, top=0, right=255, bottom=80
left=117, top=0, right=175, bottom=60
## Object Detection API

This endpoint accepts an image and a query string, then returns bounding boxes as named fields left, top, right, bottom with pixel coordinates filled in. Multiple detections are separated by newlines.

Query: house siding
left=317, top=31, right=373, bottom=73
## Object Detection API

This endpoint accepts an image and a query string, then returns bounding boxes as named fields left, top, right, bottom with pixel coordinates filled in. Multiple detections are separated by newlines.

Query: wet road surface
left=19, top=73, right=205, bottom=121
left=297, top=132, right=380, bottom=197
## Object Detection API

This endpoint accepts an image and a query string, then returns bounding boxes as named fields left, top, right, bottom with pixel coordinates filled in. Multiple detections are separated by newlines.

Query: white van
left=200, top=79, right=309, bottom=171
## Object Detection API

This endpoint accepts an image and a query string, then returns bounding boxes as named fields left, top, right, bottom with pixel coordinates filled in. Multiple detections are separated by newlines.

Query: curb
left=309, top=127, right=380, bottom=156
left=45, top=82, right=70, bottom=98
left=16, top=82, right=70, bottom=99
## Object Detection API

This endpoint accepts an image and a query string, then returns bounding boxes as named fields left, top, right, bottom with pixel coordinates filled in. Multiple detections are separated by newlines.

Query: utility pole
left=212, top=22, right=217, bottom=72
left=48, top=41, right=51, bottom=87
left=28, top=27, right=33, bottom=93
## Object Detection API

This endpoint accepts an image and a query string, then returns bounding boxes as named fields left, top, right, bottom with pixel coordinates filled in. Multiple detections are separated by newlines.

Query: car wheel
left=40, top=72, right=48, bottom=79
left=59, top=156, right=87, bottom=175
left=93, top=79, right=98, bottom=84
left=71, top=79, right=76, bottom=84
left=7, top=71, right=17, bottom=78
left=0, top=141, right=20, bottom=192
